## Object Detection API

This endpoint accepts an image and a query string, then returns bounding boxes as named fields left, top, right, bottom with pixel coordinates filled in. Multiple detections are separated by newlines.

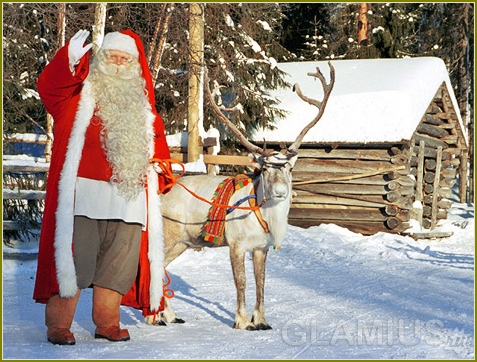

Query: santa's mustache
left=97, top=61, right=140, bottom=80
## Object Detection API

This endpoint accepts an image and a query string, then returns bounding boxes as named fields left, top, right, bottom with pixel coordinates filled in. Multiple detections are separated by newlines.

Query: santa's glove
left=68, top=29, right=93, bottom=72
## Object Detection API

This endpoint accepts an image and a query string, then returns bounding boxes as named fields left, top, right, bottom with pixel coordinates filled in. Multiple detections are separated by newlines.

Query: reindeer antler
left=204, top=69, right=263, bottom=154
left=288, top=61, right=335, bottom=154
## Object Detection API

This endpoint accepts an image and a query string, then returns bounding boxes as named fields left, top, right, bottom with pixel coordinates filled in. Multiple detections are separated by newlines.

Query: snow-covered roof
left=251, top=57, right=466, bottom=145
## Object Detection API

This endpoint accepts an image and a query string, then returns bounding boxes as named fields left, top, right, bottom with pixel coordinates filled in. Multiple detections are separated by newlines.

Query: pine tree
left=153, top=3, right=291, bottom=140
left=279, top=3, right=333, bottom=60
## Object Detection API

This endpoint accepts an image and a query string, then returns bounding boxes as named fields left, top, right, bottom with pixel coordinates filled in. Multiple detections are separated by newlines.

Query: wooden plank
left=444, top=147, right=463, bottom=155
left=431, top=147, right=443, bottom=229
left=414, top=133, right=448, bottom=149
left=167, top=152, right=253, bottom=167
left=289, top=206, right=389, bottom=222
left=3, top=133, right=49, bottom=144
left=296, top=148, right=392, bottom=161
left=292, top=167, right=407, bottom=185
left=417, top=123, right=449, bottom=139
left=287, top=218, right=411, bottom=235
left=437, top=199, right=453, bottom=209
left=292, top=172, right=414, bottom=186
left=442, top=158, right=460, bottom=168
left=433, top=112, right=454, bottom=120
left=292, top=182, right=413, bottom=196
left=438, top=123, right=456, bottom=130
left=203, top=154, right=252, bottom=166
left=292, top=188, right=414, bottom=209
left=406, top=231, right=453, bottom=240
left=441, top=134, right=459, bottom=145
left=169, top=152, right=188, bottom=163
left=422, top=114, right=444, bottom=125
left=459, top=149, right=468, bottom=203
left=3, top=220, right=21, bottom=230
left=3, top=189, right=46, bottom=200
left=441, top=168, right=457, bottom=179
left=438, top=187, right=453, bottom=198
left=294, top=158, right=403, bottom=174
left=292, top=192, right=386, bottom=208
left=3, top=165, right=50, bottom=172
left=416, top=140, right=425, bottom=202
left=426, top=104, right=442, bottom=114
left=411, top=146, right=452, bottom=160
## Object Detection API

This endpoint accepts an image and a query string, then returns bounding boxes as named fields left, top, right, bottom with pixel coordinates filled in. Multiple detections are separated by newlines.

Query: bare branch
left=204, top=69, right=263, bottom=154
left=288, top=61, right=335, bottom=153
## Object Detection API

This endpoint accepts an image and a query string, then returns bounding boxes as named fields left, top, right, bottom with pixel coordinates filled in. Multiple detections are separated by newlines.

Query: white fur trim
left=55, top=80, right=95, bottom=297
left=145, top=105, right=165, bottom=312
left=147, top=166, right=164, bottom=312
left=101, top=32, right=139, bottom=58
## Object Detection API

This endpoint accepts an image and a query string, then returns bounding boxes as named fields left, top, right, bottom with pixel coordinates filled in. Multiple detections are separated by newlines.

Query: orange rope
left=150, top=158, right=261, bottom=211
left=163, top=269, right=174, bottom=299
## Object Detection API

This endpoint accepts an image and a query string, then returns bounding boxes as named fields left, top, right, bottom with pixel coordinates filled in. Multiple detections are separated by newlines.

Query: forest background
left=3, top=2, right=473, bottom=143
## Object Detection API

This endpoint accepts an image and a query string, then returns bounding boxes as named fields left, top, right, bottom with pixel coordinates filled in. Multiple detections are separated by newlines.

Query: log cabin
left=251, top=57, right=469, bottom=236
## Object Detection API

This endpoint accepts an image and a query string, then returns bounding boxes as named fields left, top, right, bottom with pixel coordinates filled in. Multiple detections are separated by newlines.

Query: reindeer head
left=247, top=149, right=297, bottom=203
left=205, top=62, right=335, bottom=202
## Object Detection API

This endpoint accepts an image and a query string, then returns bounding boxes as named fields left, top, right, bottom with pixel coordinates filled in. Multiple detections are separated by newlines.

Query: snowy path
left=2, top=204, right=474, bottom=359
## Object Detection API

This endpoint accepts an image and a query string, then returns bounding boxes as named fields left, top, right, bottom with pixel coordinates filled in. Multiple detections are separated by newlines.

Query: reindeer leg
left=161, top=242, right=188, bottom=324
left=251, top=248, right=272, bottom=330
left=160, top=296, right=185, bottom=324
left=145, top=242, right=188, bottom=326
left=229, top=245, right=255, bottom=330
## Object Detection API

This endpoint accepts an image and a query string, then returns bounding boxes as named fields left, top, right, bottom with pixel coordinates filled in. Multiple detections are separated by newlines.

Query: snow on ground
left=2, top=198, right=474, bottom=359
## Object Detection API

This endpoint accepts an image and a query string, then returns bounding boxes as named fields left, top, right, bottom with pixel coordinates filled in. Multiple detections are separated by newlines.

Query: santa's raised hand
left=68, top=29, right=93, bottom=71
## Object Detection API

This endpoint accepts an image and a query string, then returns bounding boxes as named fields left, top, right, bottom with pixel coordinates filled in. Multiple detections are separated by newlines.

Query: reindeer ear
left=248, top=153, right=262, bottom=167
left=288, top=154, right=299, bottom=168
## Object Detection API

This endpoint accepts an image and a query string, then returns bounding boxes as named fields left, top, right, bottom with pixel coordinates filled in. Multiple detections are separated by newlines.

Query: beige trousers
left=73, top=216, right=142, bottom=295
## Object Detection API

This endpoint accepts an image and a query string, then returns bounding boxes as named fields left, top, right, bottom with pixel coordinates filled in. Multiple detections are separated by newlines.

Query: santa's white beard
left=88, top=56, right=153, bottom=200
left=97, top=61, right=141, bottom=80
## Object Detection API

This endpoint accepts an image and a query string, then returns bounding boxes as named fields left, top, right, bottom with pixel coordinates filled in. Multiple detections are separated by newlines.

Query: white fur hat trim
left=100, top=32, right=139, bottom=58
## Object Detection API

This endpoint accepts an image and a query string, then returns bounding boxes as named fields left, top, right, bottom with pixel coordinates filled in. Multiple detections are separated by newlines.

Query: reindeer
left=150, top=62, right=335, bottom=330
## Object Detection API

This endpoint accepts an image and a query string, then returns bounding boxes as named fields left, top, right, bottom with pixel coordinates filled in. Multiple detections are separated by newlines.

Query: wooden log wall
left=409, top=85, right=466, bottom=230
left=288, top=146, right=415, bottom=235
left=287, top=84, right=466, bottom=235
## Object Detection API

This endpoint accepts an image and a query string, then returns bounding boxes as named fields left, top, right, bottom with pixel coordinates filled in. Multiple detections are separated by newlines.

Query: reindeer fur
left=147, top=152, right=297, bottom=330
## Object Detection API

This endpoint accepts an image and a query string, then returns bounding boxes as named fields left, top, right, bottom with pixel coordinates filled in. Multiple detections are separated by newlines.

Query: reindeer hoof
left=232, top=323, right=256, bottom=331
left=152, top=320, right=167, bottom=326
left=254, top=323, right=272, bottom=330
left=171, top=317, right=185, bottom=324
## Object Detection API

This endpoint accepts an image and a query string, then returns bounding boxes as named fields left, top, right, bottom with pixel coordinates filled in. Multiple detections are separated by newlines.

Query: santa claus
left=33, top=29, right=172, bottom=345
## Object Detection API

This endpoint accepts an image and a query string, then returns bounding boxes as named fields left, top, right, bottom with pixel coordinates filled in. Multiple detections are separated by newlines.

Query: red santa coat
left=33, top=31, right=171, bottom=316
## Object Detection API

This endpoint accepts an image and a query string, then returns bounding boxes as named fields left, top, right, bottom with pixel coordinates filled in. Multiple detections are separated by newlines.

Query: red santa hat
left=100, top=31, right=139, bottom=59
left=118, top=30, right=157, bottom=110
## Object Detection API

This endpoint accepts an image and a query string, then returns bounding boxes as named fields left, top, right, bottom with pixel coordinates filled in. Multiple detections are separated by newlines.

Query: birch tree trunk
left=92, top=3, right=107, bottom=56
left=150, top=3, right=173, bottom=83
left=358, top=3, right=369, bottom=46
left=187, top=3, right=205, bottom=162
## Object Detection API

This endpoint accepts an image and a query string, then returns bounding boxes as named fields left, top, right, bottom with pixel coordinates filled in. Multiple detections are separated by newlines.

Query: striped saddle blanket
left=201, top=174, right=253, bottom=245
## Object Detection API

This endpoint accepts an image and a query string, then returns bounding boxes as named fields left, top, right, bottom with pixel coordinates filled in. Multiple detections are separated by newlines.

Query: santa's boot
left=92, top=286, right=130, bottom=342
left=45, top=290, right=80, bottom=345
